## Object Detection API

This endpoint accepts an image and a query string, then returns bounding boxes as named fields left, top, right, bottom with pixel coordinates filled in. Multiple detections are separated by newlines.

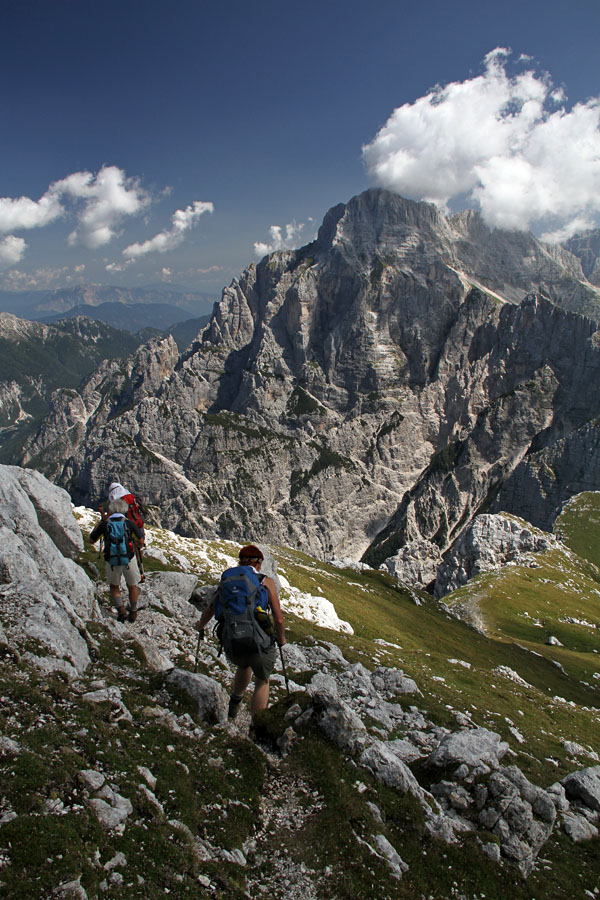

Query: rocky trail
left=1, top=465, right=600, bottom=898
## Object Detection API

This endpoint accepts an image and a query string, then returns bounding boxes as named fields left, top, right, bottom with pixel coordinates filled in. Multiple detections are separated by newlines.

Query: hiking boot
left=117, top=606, right=128, bottom=623
left=128, top=605, right=138, bottom=623
left=228, top=694, right=243, bottom=720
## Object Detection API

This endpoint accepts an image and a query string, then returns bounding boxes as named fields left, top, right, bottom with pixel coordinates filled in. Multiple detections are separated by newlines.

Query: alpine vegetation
left=0, top=463, right=599, bottom=899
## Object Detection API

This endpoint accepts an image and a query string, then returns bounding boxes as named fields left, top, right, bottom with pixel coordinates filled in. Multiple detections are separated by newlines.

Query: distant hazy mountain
left=38, top=301, right=208, bottom=334
left=0, top=283, right=216, bottom=318
left=0, top=314, right=144, bottom=463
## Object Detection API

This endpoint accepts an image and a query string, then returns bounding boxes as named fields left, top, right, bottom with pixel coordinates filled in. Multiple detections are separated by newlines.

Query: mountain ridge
left=10, top=189, right=600, bottom=570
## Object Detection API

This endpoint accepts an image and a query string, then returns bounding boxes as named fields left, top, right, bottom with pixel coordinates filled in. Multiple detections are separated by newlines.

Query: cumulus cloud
left=65, top=166, right=150, bottom=248
left=0, top=166, right=150, bottom=249
left=362, top=48, right=600, bottom=241
left=122, top=201, right=214, bottom=260
left=0, top=193, right=63, bottom=233
left=0, top=236, right=27, bottom=268
left=253, top=219, right=314, bottom=258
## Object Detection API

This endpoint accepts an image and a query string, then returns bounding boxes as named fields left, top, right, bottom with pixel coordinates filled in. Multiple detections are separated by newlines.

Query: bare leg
left=110, top=584, right=127, bottom=621
left=233, top=666, right=252, bottom=696
left=251, top=678, right=270, bottom=716
left=127, top=584, right=139, bottom=621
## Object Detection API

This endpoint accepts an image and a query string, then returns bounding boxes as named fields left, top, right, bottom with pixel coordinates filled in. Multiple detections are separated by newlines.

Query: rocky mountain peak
left=10, top=190, right=600, bottom=566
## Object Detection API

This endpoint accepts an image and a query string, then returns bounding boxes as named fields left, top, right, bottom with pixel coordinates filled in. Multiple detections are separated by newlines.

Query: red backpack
left=123, top=493, right=144, bottom=531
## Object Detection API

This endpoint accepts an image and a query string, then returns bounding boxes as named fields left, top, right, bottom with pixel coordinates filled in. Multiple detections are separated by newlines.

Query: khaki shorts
left=106, top=555, right=140, bottom=587
left=226, top=642, right=277, bottom=682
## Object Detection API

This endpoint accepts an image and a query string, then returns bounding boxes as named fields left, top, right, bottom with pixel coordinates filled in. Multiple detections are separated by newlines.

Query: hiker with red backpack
left=195, top=544, right=286, bottom=727
left=103, top=481, right=146, bottom=582
left=106, top=482, right=146, bottom=536
left=89, top=498, right=145, bottom=623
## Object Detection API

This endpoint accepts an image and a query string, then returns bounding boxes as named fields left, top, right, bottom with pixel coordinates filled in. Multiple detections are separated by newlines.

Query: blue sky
left=1, top=0, right=599, bottom=298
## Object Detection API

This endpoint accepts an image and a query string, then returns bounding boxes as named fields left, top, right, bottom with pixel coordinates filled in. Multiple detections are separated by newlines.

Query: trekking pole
left=279, top=644, right=290, bottom=696
left=193, top=628, right=204, bottom=673
left=135, top=543, right=145, bottom=584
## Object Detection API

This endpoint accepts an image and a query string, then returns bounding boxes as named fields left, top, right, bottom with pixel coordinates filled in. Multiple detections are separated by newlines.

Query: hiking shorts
left=226, top=642, right=277, bottom=682
left=106, top=555, right=140, bottom=588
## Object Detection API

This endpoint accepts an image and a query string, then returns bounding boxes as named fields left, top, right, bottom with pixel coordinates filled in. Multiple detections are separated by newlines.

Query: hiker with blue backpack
left=89, top=498, right=145, bottom=623
left=195, top=544, right=286, bottom=726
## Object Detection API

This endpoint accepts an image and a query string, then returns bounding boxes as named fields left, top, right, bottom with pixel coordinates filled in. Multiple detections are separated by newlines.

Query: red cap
left=239, top=544, right=264, bottom=561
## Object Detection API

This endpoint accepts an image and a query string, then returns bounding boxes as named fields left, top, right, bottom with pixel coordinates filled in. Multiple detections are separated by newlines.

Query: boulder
left=166, top=668, right=227, bottom=724
left=561, top=766, right=600, bottom=813
left=427, top=727, right=509, bottom=769
left=478, top=766, right=556, bottom=876
left=9, top=465, right=83, bottom=557
left=311, top=689, right=368, bottom=754
left=360, top=741, right=428, bottom=805
left=144, top=572, right=198, bottom=617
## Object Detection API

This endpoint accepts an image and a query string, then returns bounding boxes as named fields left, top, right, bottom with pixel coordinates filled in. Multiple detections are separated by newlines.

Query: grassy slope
left=1, top=510, right=599, bottom=898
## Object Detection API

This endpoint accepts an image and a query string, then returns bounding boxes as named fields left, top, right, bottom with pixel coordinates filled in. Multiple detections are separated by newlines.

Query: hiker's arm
left=131, top=522, right=145, bottom=546
left=265, top=578, right=286, bottom=646
left=196, top=598, right=215, bottom=632
left=89, top=521, right=104, bottom=544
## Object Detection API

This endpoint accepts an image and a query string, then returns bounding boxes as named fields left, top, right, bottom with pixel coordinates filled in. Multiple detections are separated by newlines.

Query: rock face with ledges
left=14, top=189, right=600, bottom=562
left=433, top=513, right=559, bottom=598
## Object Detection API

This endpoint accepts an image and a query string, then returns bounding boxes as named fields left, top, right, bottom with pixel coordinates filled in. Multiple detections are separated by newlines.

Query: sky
left=1, top=0, right=599, bottom=300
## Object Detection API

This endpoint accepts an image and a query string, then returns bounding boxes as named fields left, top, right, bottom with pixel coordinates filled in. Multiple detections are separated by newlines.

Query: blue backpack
left=106, top=516, right=131, bottom=567
left=214, top=566, right=273, bottom=656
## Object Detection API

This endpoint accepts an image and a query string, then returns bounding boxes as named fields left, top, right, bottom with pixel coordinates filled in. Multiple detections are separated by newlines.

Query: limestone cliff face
left=565, top=229, right=600, bottom=287
left=18, top=190, right=600, bottom=560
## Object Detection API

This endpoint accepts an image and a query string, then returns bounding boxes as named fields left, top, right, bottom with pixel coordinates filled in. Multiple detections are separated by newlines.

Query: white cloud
left=0, top=236, right=27, bottom=267
left=362, top=48, right=600, bottom=241
left=0, top=166, right=150, bottom=249
left=122, top=201, right=214, bottom=260
left=0, top=193, right=63, bottom=233
left=64, top=166, right=150, bottom=248
left=253, top=219, right=313, bottom=257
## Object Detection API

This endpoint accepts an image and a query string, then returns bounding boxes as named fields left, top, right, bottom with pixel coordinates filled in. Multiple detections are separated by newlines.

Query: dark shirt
left=89, top=514, right=144, bottom=562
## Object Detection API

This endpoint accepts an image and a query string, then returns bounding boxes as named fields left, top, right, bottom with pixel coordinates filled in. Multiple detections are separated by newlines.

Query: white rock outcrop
left=434, top=514, right=558, bottom=598
left=0, top=464, right=99, bottom=675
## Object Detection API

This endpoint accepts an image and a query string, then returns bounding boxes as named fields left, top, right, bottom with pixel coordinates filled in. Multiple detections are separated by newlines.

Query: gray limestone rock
left=166, top=667, right=228, bottom=724
left=478, top=766, right=556, bottom=876
left=360, top=741, right=429, bottom=805
left=372, top=834, right=409, bottom=878
left=382, top=539, right=442, bottom=588
left=144, top=571, right=199, bottom=616
left=370, top=666, right=421, bottom=697
left=427, top=727, right=509, bottom=769
left=0, top=736, right=21, bottom=756
left=311, top=689, right=368, bottom=754
left=52, top=879, right=89, bottom=899
left=561, top=810, right=599, bottom=842
left=83, top=686, right=132, bottom=723
left=9, top=465, right=83, bottom=557
left=434, top=514, right=558, bottom=598
left=561, top=766, right=600, bottom=812
left=88, top=786, right=133, bottom=831
left=0, top=465, right=99, bottom=675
